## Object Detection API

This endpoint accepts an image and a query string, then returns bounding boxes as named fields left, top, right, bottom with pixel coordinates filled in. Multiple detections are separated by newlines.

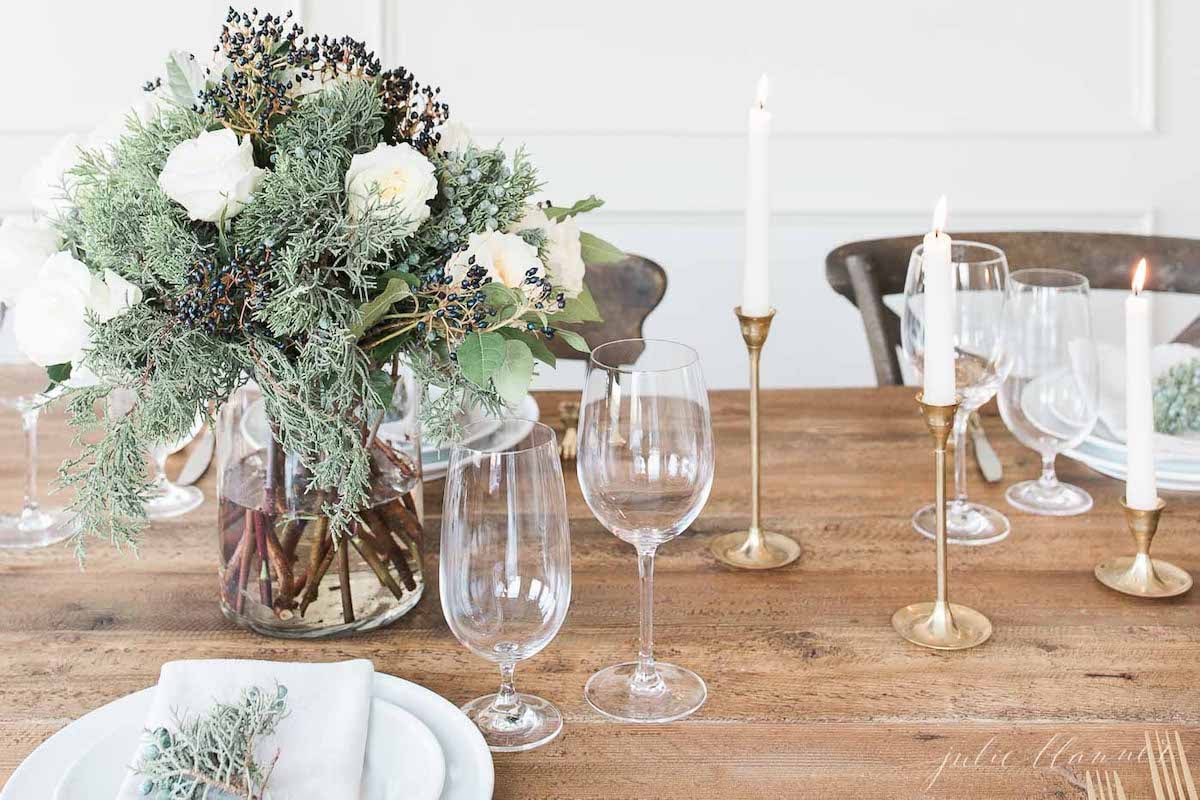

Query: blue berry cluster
left=174, top=245, right=273, bottom=338
left=379, top=66, right=449, bottom=153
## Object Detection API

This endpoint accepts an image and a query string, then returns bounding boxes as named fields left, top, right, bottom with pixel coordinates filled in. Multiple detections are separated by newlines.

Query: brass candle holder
left=710, top=307, right=801, bottom=570
left=892, top=395, right=992, bottom=650
left=1095, top=497, right=1192, bottom=598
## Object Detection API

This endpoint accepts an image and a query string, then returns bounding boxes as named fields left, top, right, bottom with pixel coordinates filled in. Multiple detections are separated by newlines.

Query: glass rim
left=1009, top=267, right=1090, bottom=290
left=589, top=338, right=700, bottom=374
left=452, top=418, right=558, bottom=456
left=913, top=239, right=1008, bottom=267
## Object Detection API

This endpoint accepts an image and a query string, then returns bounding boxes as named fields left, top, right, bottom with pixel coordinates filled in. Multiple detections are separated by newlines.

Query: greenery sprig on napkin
left=134, top=684, right=289, bottom=799
left=1154, top=358, right=1200, bottom=435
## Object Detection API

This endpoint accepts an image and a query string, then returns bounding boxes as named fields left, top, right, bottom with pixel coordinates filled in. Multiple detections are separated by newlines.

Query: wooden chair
left=547, top=253, right=667, bottom=361
left=825, top=232, right=1200, bottom=386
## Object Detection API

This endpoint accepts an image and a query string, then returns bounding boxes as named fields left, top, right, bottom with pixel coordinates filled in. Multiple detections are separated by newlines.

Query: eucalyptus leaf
left=552, top=285, right=603, bottom=324
left=46, top=363, right=72, bottom=386
left=544, top=195, right=605, bottom=221
left=579, top=232, right=625, bottom=264
left=367, top=369, right=395, bottom=408
left=375, top=269, right=421, bottom=289
left=499, top=327, right=556, bottom=367
left=353, top=278, right=411, bottom=337
left=492, top=339, right=535, bottom=405
left=457, top=332, right=508, bottom=388
left=165, top=50, right=206, bottom=107
left=553, top=328, right=590, bottom=354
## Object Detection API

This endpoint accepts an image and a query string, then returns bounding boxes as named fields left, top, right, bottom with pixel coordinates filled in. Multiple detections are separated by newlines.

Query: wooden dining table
left=1, top=386, right=1197, bottom=798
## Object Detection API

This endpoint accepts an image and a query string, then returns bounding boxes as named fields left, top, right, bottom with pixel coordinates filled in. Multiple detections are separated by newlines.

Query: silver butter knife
left=968, top=413, right=1002, bottom=483
left=176, top=429, right=215, bottom=486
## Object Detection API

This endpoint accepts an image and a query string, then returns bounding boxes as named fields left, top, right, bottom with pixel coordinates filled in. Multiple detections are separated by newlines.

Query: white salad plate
left=4, top=673, right=492, bottom=800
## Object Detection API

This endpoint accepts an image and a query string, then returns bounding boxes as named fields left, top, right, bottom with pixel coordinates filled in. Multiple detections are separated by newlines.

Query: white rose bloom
left=509, top=205, right=550, bottom=234
left=435, top=120, right=473, bottom=155
left=344, top=143, right=438, bottom=235
left=543, top=215, right=586, bottom=298
left=447, top=231, right=544, bottom=297
left=13, top=252, right=102, bottom=367
left=24, top=135, right=86, bottom=217
left=0, top=217, right=62, bottom=306
left=93, top=268, right=144, bottom=323
left=158, top=128, right=266, bottom=222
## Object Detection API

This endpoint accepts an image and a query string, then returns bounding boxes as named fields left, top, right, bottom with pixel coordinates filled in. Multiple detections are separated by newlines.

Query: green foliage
left=1154, top=358, right=1200, bottom=435
left=579, top=231, right=625, bottom=264
left=134, top=683, right=288, bottom=799
left=544, top=195, right=604, bottom=220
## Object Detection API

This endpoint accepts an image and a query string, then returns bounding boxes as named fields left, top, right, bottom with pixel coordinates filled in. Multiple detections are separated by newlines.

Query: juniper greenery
left=1153, top=358, right=1200, bottom=435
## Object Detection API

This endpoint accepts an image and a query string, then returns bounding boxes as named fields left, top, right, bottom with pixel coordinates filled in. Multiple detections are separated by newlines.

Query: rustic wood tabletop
left=1, top=387, right=1197, bottom=798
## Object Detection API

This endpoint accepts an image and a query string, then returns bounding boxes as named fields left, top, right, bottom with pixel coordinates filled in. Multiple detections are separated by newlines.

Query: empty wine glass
left=441, top=419, right=571, bottom=752
left=0, top=306, right=71, bottom=549
left=577, top=339, right=715, bottom=723
left=997, top=269, right=1099, bottom=515
left=107, top=388, right=204, bottom=519
left=903, top=241, right=1012, bottom=545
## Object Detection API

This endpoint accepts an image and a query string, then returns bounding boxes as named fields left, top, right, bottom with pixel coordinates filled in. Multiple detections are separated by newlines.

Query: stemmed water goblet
left=577, top=339, right=715, bottom=723
left=107, top=388, right=204, bottom=519
left=997, top=269, right=1099, bottom=515
left=903, top=241, right=1012, bottom=545
left=441, top=419, right=572, bottom=752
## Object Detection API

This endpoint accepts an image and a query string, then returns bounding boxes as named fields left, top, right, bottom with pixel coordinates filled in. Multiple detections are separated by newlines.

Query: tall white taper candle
left=741, top=74, right=771, bottom=317
left=1125, top=258, right=1158, bottom=509
left=921, top=196, right=956, bottom=406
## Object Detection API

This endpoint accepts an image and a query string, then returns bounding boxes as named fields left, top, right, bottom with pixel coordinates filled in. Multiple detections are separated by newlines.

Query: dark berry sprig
left=378, top=66, right=449, bottom=153
left=174, top=244, right=274, bottom=338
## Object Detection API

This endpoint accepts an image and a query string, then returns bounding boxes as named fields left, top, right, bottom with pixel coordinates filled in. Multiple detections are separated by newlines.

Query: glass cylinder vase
left=215, top=377, right=424, bottom=638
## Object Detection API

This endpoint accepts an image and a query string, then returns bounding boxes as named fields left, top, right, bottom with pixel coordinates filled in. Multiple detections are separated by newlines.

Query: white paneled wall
left=4, top=0, right=1198, bottom=389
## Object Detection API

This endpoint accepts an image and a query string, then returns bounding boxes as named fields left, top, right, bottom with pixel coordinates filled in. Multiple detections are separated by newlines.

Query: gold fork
left=1087, top=769, right=1128, bottom=800
left=1148, top=730, right=1199, bottom=800
left=558, top=400, right=579, bottom=460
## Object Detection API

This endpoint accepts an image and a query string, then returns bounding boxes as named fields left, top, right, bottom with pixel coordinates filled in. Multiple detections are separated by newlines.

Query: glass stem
left=951, top=408, right=970, bottom=508
left=491, top=662, right=521, bottom=716
left=1038, top=453, right=1059, bottom=489
left=152, top=447, right=169, bottom=488
left=20, top=404, right=40, bottom=516
left=632, top=546, right=663, bottom=693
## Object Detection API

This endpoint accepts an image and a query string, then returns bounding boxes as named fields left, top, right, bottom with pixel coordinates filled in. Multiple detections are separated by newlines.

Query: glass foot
left=461, top=693, right=562, bottom=752
left=585, top=661, right=706, bottom=723
left=0, top=508, right=73, bottom=549
left=913, top=501, right=1011, bottom=546
left=1005, top=480, right=1092, bottom=516
left=144, top=483, right=204, bottom=520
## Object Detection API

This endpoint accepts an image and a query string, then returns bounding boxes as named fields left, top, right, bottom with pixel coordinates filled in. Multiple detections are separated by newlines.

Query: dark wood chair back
left=825, top=231, right=1200, bottom=386
left=548, top=253, right=667, bottom=361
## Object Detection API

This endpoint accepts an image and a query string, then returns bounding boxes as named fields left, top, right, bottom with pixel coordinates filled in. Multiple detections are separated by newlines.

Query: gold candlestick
left=710, top=307, right=802, bottom=570
left=1095, top=497, right=1192, bottom=598
left=892, top=395, right=992, bottom=650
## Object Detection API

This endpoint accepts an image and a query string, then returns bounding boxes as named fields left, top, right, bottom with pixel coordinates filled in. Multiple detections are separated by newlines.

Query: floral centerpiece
left=6, top=8, right=620, bottom=635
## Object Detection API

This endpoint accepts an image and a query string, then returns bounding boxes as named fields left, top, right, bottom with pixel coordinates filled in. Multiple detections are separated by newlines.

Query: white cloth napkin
left=116, top=659, right=374, bottom=800
left=1097, top=341, right=1200, bottom=459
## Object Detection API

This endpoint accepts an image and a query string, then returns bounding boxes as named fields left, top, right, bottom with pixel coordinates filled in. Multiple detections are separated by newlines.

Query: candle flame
left=755, top=73, right=769, bottom=108
left=1132, top=257, right=1148, bottom=294
left=932, top=195, right=948, bottom=235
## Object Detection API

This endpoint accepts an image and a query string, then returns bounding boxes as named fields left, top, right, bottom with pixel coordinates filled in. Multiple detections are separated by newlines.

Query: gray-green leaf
left=544, top=195, right=605, bottom=221
left=579, top=232, right=624, bottom=264
left=552, top=285, right=603, bottom=324
left=457, top=332, right=508, bottom=389
left=165, top=50, right=206, bottom=107
left=498, top=327, right=556, bottom=367
left=492, top=339, right=535, bottom=405
left=553, top=329, right=590, bottom=354
left=353, top=278, right=411, bottom=337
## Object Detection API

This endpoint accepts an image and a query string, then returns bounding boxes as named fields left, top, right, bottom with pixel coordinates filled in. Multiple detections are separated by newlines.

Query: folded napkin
left=1097, top=341, right=1200, bottom=459
left=117, top=658, right=374, bottom=800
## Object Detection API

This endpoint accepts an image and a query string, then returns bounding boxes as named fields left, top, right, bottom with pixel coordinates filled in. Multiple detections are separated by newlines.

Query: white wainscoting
left=3, top=0, right=1197, bottom=390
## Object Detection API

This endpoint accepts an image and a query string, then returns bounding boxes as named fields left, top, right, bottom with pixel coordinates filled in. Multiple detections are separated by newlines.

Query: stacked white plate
left=1066, top=417, right=1200, bottom=491
left=3, top=673, right=493, bottom=800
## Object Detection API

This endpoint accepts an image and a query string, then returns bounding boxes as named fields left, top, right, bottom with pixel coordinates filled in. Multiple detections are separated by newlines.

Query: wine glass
left=997, top=269, right=1099, bottom=515
left=0, top=305, right=71, bottom=548
left=902, top=241, right=1012, bottom=545
left=577, top=339, right=715, bottom=723
left=107, top=388, right=204, bottom=519
left=441, top=419, right=571, bottom=752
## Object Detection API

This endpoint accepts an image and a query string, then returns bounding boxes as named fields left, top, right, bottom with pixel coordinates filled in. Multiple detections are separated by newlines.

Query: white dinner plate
left=422, top=394, right=541, bottom=481
left=53, top=698, right=446, bottom=800
left=4, top=673, right=492, bottom=800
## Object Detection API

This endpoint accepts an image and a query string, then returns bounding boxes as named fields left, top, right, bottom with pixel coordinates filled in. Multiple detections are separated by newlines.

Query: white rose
left=13, top=252, right=101, bottom=367
left=543, top=215, right=586, bottom=298
left=344, top=143, right=437, bottom=235
left=447, top=231, right=544, bottom=297
left=93, top=268, right=144, bottom=323
left=435, top=120, right=472, bottom=155
left=88, top=91, right=169, bottom=157
left=507, top=207, right=586, bottom=298
left=24, top=135, right=86, bottom=217
left=0, top=217, right=62, bottom=305
left=158, top=128, right=266, bottom=222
